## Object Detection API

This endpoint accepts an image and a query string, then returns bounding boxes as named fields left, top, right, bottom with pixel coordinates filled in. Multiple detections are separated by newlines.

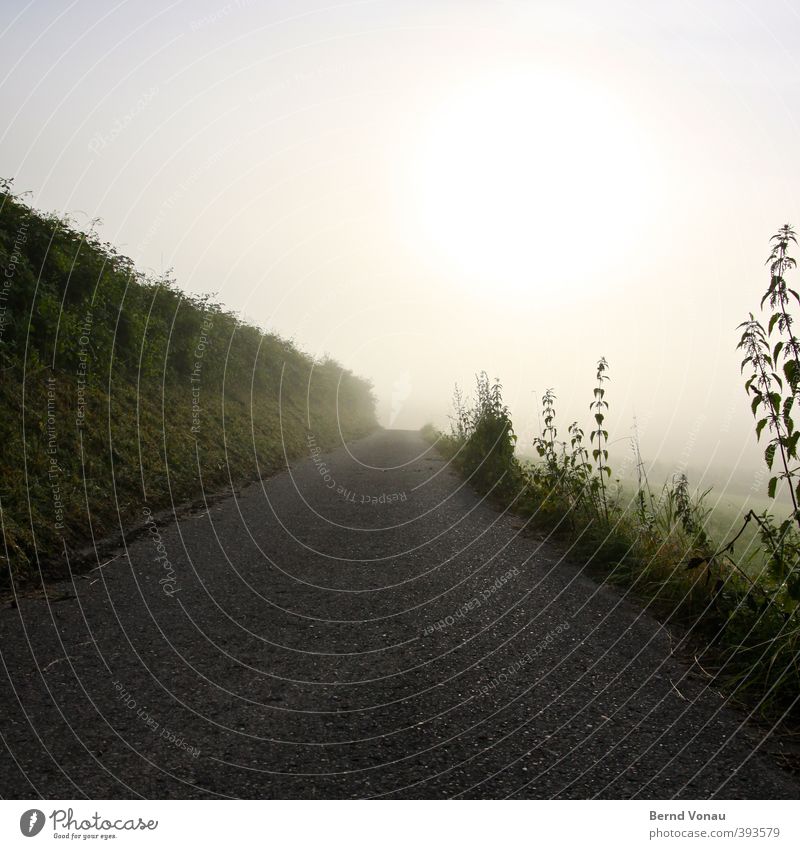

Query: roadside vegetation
left=432, top=227, right=800, bottom=719
left=0, top=181, right=376, bottom=586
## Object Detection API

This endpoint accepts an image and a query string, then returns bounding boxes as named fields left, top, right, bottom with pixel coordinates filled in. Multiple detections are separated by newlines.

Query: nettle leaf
left=595, top=413, right=604, bottom=426
left=756, top=418, right=768, bottom=440
left=752, top=395, right=762, bottom=416
left=768, top=475, right=778, bottom=498
left=784, top=359, right=799, bottom=389
left=774, top=340, right=785, bottom=361
left=769, top=313, right=781, bottom=334
left=765, top=443, right=777, bottom=469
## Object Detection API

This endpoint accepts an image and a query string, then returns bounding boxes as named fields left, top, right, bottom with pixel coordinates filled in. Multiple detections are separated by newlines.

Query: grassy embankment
left=0, top=183, right=376, bottom=586
left=426, top=228, right=800, bottom=721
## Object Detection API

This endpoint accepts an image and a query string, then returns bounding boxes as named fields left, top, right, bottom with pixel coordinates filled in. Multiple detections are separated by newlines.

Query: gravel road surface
left=1, top=429, right=797, bottom=799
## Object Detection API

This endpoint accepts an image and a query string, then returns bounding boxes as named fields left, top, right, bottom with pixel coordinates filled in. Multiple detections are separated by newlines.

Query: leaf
left=765, top=443, right=777, bottom=469
left=783, top=358, right=798, bottom=385
left=756, top=418, right=767, bottom=441
left=768, top=476, right=778, bottom=498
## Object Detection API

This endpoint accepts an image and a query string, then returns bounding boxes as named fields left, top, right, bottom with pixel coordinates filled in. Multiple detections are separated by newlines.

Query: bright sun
left=412, top=72, right=651, bottom=296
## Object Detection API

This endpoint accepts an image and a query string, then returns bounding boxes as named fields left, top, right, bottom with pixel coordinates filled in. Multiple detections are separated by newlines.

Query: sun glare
left=412, top=72, right=651, bottom=296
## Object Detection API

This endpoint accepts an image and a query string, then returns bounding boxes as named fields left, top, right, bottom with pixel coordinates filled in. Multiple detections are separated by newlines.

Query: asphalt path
left=0, top=429, right=797, bottom=799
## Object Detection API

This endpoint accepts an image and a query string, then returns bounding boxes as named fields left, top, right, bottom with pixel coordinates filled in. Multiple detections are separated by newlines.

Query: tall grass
left=435, top=227, right=800, bottom=718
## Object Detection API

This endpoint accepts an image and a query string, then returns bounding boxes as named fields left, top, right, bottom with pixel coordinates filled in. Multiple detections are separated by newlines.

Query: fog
left=3, top=0, right=800, bottom=497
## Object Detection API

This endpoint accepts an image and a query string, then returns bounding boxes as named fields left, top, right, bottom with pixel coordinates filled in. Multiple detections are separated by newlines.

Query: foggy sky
left=3, top=0, right=800, bottom=502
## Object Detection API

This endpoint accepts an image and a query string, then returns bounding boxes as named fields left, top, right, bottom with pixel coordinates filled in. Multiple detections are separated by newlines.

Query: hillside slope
left=0, top=185, right=376, bottom=584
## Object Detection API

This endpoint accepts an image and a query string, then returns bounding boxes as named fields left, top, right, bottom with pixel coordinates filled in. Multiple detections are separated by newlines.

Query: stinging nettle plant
left=527, top=359, right=613, bottom=526
left=738, top=224, right=800, bottom=603
left=532, top=388, right=559, bottom=476
left=739, top=225, right=800, bottom=521
left=590, top=356, right=611, bottom=523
